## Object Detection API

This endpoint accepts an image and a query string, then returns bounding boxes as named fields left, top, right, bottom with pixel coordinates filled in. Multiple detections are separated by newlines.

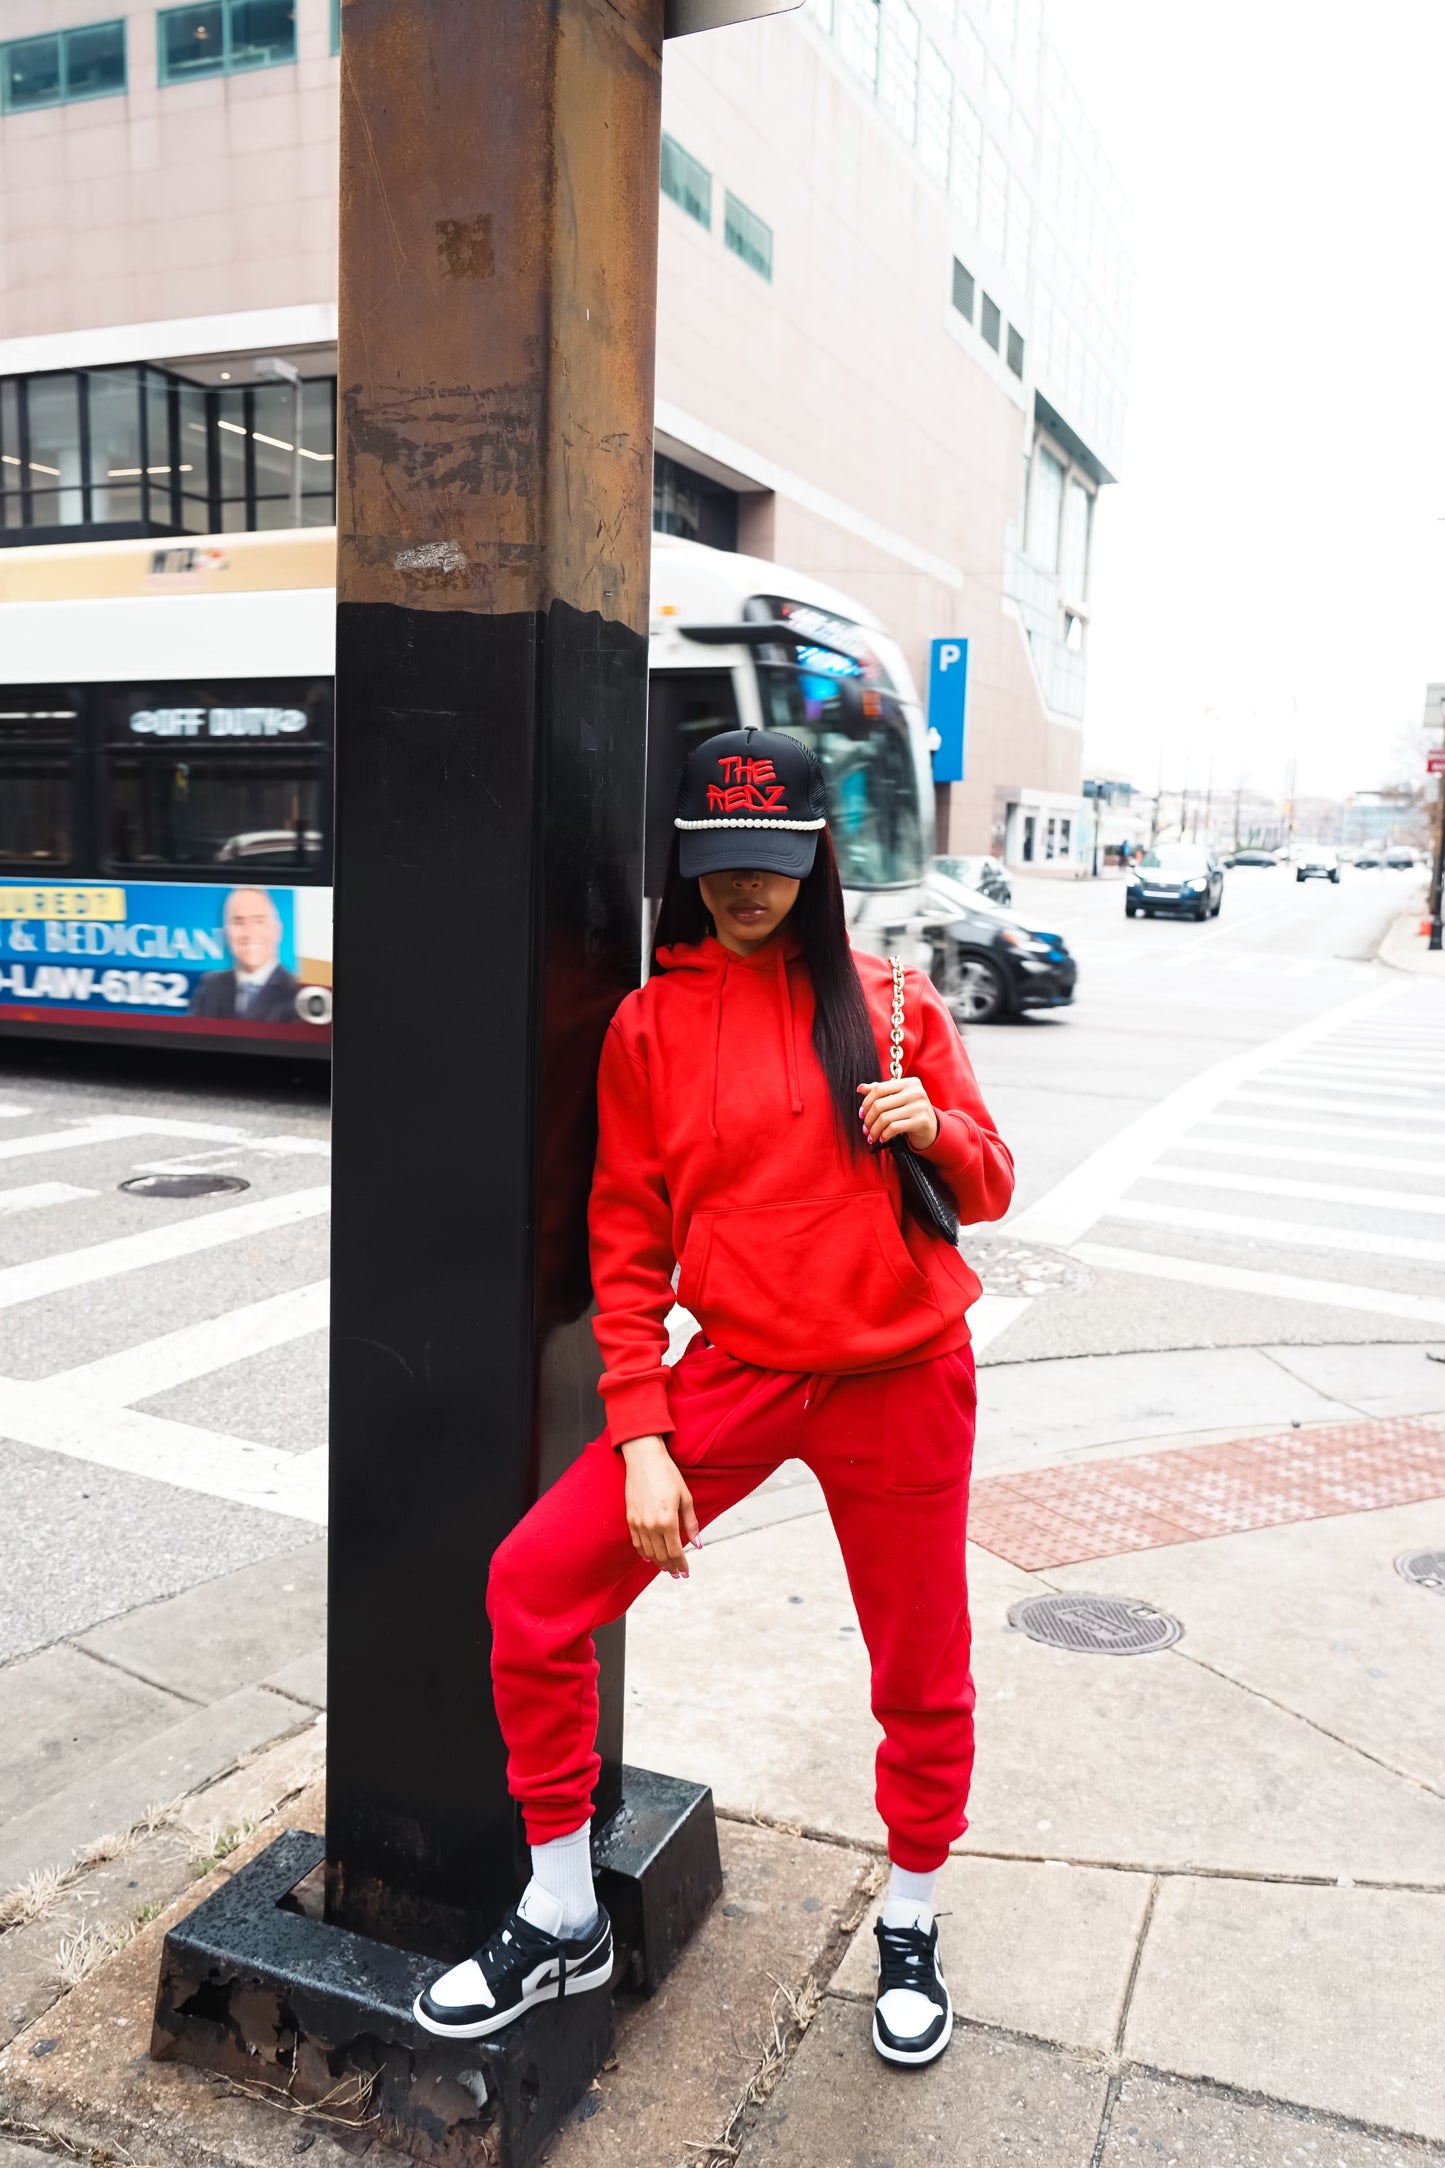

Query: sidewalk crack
left=1253, top=1343, right=1373, bottom=1418
left=1087, top=2074, right=1122, bottom=2168
left=1171, top=1643, right=1445, bottom=1804
left=64, top=1641, right=205, bottom=1709
left=1111, top=1874, right=1159, bottom=2058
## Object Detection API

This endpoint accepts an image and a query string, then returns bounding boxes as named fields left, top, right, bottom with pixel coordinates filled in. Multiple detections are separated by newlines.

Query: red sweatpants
left=487, top=1339, right=977, bottom=1872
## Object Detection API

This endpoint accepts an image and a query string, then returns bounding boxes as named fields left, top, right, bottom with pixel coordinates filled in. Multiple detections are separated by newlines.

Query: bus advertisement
left=0, top=878, right=332, bottom=1048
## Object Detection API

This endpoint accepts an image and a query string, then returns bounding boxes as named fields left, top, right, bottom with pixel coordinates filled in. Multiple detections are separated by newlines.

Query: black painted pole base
left=594, top=1765, right=722, bottom=1994
left=153, top=1774, right=719, bottom=2167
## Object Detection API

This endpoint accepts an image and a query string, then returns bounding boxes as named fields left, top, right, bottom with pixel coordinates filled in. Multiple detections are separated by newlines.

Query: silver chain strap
left=888, top=955, right=905, bottom=1083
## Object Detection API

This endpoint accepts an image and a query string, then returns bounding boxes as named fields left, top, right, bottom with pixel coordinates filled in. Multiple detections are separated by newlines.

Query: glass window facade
left=158, top=0, right=295, bottom=84
left=950, top=92, right=981, bottom=224
left=0, top=21, right=125, bottom=112
left=0, top=366, right=335, bottom=543
left=951, top=258, right=975, bottom=322
left=1060, top=476, right=1092, bottom=598
left=836, top=0, right=879, bottom=90
left=917, top=41, right=952, bottom=187
left=724, top=193, right=772, bottom=280
left=980, top=135, right=1007, bottom=255
left=652, top=453, right=738, bottom=552
left=1028, top=446, right=1064, bottom=570
left=660, top=134, right=712, bottom=229
left=878, top=0, right=919, bottom=143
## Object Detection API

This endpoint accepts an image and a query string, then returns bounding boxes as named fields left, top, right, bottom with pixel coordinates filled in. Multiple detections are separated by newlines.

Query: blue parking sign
left=928, top=638, right=969, bottom=782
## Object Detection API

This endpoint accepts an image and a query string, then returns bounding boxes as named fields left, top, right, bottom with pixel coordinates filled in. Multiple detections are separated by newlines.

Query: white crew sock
left=517, top=1819, right=597, bottom=1939
left=881, top=1863, right=938, bottom=1932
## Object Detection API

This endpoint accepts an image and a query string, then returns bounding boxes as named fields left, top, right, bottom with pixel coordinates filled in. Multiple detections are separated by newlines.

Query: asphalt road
left=0, top=860, right=1437, bottom=1672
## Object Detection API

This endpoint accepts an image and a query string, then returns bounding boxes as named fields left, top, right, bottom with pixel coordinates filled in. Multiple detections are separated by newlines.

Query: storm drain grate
left=120, top=1173, right=251, bottom=1200
left=969, top=1239, right=1093, bottom=1298
left=1008, top=1592, right=1182, bottom=1656
left=1395, top=1550, right=1445, bottom=1592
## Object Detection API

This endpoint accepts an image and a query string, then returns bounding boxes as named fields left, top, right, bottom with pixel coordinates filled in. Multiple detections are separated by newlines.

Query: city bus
left=0, top=530, right=939, bottom=1057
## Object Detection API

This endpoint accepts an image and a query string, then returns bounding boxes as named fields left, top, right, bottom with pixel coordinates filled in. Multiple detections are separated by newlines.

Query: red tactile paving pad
left=967, top=1415, right=1445, bottom=1570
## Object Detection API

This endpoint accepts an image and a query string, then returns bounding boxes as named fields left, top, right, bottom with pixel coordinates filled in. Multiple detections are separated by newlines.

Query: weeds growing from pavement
left=0, top=1866, right=77, bottom=1932
left=55, top=1920, right=138, bottom=1989
left=189, top=1819, right=256, bottom=1876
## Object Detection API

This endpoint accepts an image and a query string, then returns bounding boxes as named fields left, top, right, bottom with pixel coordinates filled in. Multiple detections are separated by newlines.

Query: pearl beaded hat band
left=674, top=726, right=829, bottom=879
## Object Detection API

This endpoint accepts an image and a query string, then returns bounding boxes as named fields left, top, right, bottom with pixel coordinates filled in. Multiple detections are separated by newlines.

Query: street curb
left=1376, top=899, right=1444, bottom=977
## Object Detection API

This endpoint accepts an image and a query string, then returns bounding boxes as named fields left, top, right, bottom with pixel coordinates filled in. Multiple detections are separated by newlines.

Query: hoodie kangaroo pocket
left=679, top=1194, right=942, bottom=1373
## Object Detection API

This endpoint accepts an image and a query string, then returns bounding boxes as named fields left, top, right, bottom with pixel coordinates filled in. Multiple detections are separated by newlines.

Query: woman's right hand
left=620, top=1434, right=699, bottom=1578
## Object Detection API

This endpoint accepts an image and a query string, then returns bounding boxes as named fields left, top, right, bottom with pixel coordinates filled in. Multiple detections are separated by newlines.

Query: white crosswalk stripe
left=1169, top=1136, right=1445, bottom=1179
left=1139, top=1163, right=1445, bottom=1215
left=1231, top=1090, right=1445, bottom=1123
left=1054, top=986, right=1445, bottom=1325
left=0, top=1106, right=334, bottom=1524
left=0, top=1186, right=330, bottom=1314
left=0, top=1182, right=96, bottom=1216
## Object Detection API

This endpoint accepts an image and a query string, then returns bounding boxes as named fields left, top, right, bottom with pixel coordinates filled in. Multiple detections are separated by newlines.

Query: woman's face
left=698, top=867, right=802, bottom=956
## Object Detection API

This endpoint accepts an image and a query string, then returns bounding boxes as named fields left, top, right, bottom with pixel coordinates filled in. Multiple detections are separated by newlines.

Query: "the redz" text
left=706, top=756, right=790, bottom=814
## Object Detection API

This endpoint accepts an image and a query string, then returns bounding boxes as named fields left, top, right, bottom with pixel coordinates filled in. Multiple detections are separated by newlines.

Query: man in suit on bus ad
left=188, top=887, right=301, bottom=1022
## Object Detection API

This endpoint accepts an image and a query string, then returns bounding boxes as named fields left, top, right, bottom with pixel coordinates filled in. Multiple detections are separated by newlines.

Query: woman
left=415, top=725, right=1014, bottom=2068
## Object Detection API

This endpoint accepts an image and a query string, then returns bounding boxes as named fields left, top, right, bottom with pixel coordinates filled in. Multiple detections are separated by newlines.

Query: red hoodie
left=589, top=935, right=1015, bottom=1444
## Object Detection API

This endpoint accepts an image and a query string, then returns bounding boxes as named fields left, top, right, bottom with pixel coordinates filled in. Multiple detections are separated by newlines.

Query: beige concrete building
left=0, top=0, right=1128, bottom=864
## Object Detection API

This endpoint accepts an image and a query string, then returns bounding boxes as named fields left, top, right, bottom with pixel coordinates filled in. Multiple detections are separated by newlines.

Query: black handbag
left=886, top=956, right=961, bottom=1244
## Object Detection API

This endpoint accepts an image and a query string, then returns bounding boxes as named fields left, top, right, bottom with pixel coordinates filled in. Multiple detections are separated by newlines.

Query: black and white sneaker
left=872, top=1914, right=953, bottom=2067
left=412, top=1893, right=613, bottom=2041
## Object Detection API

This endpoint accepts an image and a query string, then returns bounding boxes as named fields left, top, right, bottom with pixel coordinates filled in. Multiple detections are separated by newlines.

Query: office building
left=0, top=0, right=1129, bottom=865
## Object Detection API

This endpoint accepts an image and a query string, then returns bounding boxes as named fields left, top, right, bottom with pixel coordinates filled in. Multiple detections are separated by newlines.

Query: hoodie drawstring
left=776, top=945, right=804, bottom=1116
left=707, top=954, right=727, bottom=1141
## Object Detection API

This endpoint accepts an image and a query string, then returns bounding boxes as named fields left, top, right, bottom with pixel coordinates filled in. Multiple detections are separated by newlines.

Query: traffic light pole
left=148, top=2, right=804, bottom=2158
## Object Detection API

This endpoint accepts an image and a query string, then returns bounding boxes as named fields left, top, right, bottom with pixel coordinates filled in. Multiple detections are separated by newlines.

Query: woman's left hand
left=857, top=1077, right=940, bottom=1150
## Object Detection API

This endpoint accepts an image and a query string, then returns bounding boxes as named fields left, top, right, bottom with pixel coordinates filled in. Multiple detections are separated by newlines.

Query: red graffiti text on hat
left=707, top=755, right=789, bottom=813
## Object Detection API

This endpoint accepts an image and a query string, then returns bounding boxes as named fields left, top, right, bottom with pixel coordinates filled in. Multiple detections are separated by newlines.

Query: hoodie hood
left=654, top=935, right=806, bottom=1139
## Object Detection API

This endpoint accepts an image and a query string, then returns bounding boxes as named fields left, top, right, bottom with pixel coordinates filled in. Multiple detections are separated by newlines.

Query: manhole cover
left=1395, top=1550, right=1445, bottom=1592
left=119, top=1174, right=251, bottom=1200
left=969, top=1239, right=1093, bottom=1298
left=1008, top=1593, right=1182, bottom=1655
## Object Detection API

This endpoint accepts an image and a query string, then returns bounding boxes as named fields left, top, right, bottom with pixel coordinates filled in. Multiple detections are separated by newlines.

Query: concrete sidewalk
left=1380, top=901, right=1445, bottom=979
left=1, top=1332, right=1443, bottom=2166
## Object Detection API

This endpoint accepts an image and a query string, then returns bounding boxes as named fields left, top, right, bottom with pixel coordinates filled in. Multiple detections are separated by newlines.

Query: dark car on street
left=1295, top=848, right=1340, bottom=883
left=927, top=890, right=1077, bottom=1024
left=1224, top=848, right=1277, bottom=868
left=1125, top=844, right=1224, bottom=920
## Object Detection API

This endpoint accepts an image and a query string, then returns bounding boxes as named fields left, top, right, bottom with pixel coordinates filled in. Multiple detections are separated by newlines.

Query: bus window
left=645, top=668, right=740, bottom=895
left=0, top=697, right=78, bottom=866
left=756, top=665, right=923, bottom=888
left=97, top=681, right=332, bottom=878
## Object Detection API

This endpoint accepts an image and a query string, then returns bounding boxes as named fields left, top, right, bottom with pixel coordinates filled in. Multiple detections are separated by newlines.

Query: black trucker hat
left=674, top=727, right=829, bottom=879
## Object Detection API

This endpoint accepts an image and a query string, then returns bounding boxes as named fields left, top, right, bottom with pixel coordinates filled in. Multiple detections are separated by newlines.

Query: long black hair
left=652, top=828, right=879, bottom=1153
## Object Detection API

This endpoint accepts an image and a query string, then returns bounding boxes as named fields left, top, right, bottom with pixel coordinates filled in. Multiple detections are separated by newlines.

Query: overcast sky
left=1047, top=0, right=1445, bottom=800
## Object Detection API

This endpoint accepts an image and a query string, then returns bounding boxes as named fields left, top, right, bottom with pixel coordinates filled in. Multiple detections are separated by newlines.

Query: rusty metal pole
left=322, top=0, right=669, bottom=1952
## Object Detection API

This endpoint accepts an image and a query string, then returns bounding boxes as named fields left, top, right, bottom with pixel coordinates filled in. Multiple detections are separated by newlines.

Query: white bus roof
left=649, top=533, right=890, bottom=635
left=0, top=530, right=910, bottom=692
